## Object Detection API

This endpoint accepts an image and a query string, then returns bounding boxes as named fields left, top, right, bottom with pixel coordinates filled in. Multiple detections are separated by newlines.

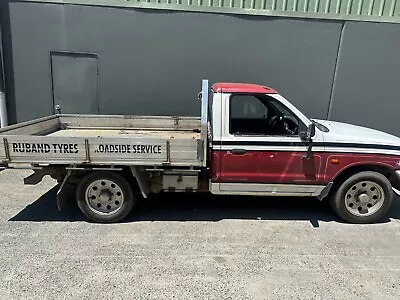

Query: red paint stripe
left=211, top=150, right=400, bottom=184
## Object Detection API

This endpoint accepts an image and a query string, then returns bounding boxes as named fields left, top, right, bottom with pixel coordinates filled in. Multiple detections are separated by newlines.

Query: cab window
left=229, top=94, right=303, bottom=136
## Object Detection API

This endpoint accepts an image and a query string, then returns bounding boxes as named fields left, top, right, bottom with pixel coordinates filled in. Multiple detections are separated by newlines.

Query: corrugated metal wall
left=23, top=0, right=400, bottom=22
left=147, top=0, right=398, bottom=18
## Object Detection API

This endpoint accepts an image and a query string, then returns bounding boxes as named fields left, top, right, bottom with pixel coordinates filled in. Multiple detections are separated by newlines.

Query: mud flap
left=129, top=166, right=150, bottom=198
left=316, top=182, right=333, bottom=201
left=56, top=170, right=72, bottom=211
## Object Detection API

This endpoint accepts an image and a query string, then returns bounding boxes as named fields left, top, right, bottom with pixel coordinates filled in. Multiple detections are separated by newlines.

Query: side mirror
left=300, top=122, right=315, bottom=142
left=309, top=122, right=316, bottom=137
left=300, top=122, right=315, bottom=160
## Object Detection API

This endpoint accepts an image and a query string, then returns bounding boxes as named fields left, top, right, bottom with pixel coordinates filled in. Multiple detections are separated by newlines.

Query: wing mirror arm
left=300, top=122, right=316, bottom=160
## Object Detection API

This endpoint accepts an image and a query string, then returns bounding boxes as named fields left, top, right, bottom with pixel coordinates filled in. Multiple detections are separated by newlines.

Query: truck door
left=216, top=93, right=324, bottom=195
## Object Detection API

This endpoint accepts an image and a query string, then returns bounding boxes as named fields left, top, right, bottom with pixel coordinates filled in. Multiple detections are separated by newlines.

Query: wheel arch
left=328, top=166, right=395, bottom=224
left=68, top=166, right=151, bottom=199
left=330, top=163, right=398, bottom=195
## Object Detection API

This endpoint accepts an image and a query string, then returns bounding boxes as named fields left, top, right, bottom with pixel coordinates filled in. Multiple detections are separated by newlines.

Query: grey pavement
left=0, top=169, right=399, bottom=300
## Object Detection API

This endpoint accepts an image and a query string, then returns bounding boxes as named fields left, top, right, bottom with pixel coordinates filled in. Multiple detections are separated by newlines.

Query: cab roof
left=211, top=82, right=277, bottom=94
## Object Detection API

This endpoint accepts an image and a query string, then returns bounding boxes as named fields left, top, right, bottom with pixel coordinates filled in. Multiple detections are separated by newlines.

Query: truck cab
left=207, top=82, right=400, bottom=223
left=209, top=82, right=322, bottom=196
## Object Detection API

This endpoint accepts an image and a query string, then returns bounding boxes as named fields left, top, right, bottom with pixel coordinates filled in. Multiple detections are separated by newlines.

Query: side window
left=230, top=95, right=269, bottom=135
left=230, top=95, right=267, bottom=119
left=229, top=94, right=303, bottom=136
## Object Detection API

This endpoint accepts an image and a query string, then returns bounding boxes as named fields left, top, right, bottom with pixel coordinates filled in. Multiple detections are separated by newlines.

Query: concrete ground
left=0, top=169, right=399, bottom=300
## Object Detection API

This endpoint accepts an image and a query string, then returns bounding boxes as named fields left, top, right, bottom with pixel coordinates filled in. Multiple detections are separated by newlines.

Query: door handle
left=230, top=148, right=247, bottom=155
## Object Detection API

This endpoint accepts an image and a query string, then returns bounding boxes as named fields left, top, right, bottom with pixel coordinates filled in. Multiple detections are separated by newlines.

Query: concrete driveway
left=0, top=169, right=399, bottom=300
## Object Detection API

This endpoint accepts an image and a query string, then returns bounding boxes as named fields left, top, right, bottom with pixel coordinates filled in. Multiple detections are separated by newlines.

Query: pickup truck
left=1, top=80, right=400, bottom=224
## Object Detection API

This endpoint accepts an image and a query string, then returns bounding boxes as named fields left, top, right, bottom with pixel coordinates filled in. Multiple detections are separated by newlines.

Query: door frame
left=214, top=92, right=326, bottom=195
left=49, top=50, right=99, bottom=114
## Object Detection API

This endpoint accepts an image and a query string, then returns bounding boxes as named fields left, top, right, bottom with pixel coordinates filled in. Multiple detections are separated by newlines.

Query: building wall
left=329, top=21, right=400, bottom=135
left=2, top=2, right=400, bottom=136
left=13, top=0, right=400, bottom=24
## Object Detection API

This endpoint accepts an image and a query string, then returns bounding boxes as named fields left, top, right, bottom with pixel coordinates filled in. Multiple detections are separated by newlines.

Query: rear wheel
left=76, top=171, right=136, bottom=223
left=330, top=171, right=393, bottom=224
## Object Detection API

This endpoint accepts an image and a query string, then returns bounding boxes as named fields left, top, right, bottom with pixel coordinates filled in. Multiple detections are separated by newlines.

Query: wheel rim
left=85, top=179, right=124, bottom=215
left=344, top=181, right=385, bottom=217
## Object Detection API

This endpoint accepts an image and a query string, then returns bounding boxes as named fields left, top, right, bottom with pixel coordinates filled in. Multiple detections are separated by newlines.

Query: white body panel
left=211, top=91, right=400, bottom=154
left=315, top=119, right=400, bottom=145
left=211, top=92, right=324, bottom=151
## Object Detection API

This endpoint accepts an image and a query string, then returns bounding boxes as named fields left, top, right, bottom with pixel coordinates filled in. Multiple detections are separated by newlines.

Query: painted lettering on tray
left=12, top=143, right=79, bottom=154
left=94, top=144, right=162, bottom=154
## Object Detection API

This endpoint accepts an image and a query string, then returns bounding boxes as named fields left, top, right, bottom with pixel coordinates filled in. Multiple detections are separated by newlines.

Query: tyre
left=330, top=171, right=393, bottom=224
left=76, top=171, right=136, bottom=223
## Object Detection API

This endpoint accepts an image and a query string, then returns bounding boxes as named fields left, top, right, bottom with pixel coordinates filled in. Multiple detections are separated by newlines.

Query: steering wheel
left=269, top=114, right=299, bottom=135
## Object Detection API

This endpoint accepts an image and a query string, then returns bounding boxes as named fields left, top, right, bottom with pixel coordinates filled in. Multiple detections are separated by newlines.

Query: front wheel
left=330, top=171, right=393, bottom=224
left=76, top=171, right=136, bottom=223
